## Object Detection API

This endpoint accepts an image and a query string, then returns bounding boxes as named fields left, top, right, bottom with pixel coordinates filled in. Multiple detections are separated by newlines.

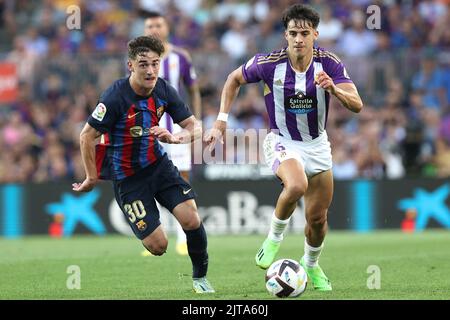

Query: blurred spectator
left=6, top=36, right=39, bottom=84
left=24, top=26, right=49, bottom=57
left=435, top=111, right=450, bottom=177
left=1, top=111, right=33, bottom=148
left=412, top=49, right=449, bottom=110
left=213, top=0, right=253, bottom=24
left=0, top=0, right=449, bottom=183
left=139, top=0, right=169, bottom=14
left=234, top=86, right=267, bottom=130
left=173, top=0, right=203, bottom=18
left=332, top=148, right=358, bottom=180
left=337, top=10, right=377, bottom=57
left=379, top=120, right=406, bottom=179
left=355, top=108, right=386, bottom=179
left=429, top=7, right=450, bottom=47
left=220, top=17, right=250, bottom=62
left=251, top=15, right=284, bottom=54
left=316, top=6, right=343, bottom=47
left=418, top=0, right=447, bottom=25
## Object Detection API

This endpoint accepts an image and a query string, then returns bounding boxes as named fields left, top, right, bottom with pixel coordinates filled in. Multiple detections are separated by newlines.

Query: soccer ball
left=265, top=259, right=307, bottom=298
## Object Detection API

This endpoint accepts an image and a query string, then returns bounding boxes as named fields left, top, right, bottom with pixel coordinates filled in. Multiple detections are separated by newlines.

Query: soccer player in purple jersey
left=73, top=36, right=214, bottom=293
left=144, top=12, right=202, bottom=256
left=205, top=4, right=363, bottom=291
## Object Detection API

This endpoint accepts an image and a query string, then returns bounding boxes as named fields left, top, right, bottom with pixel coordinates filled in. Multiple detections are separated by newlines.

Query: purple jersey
left=159, top=46, right=197, bottom=133
left=242, top=47, right=353, bottom=142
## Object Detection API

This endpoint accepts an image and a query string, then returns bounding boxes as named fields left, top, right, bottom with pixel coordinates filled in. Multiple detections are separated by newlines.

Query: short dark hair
left=145, top=11, right=165, bottom=20
left=127, top=36, right=164, bottom=60
left=282, top=4, right=320, bottom=29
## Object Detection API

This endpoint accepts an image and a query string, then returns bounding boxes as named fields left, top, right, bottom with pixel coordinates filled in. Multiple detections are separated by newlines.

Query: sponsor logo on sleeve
left=92, top=103, right=107, bottom=121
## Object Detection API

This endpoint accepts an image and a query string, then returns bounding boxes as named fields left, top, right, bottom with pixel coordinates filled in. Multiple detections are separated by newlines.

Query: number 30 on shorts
left=124, top=200, right=147, bottom=223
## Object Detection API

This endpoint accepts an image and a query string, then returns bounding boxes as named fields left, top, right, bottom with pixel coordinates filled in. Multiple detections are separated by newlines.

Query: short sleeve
left=323, top=57, right=353, bottom=85
left=165, top=83, right=192, bottom=124
left=241, top=55, right=263, bottom=84
left=322, top=52, right=353, bottom=84
left=87, top=93, right=120, bottom=133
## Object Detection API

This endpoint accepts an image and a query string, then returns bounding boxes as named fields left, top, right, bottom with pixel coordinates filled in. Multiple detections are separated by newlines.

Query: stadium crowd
left=0, top=0, right=449, bottom=183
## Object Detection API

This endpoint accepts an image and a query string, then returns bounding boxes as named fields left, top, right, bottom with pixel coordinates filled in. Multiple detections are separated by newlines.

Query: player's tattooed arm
left=315, top=71, right=363, bottom=113
left=73, top=123, right=102, bottom=192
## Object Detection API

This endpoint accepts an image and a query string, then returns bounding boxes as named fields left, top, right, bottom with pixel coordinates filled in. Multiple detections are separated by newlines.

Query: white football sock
left=176, top=222, right=187, bottom=244
left=303, top=238, right=323, bottom=267
left=268, top=211, right=290, bottom=243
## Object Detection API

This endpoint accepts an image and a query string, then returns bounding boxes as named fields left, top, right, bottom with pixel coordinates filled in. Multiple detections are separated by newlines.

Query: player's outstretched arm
left=315, top=71, right=363, bottom=113
left=72, top=123, right=102, bottom=192
left=204, top=66, right=247, bottom=150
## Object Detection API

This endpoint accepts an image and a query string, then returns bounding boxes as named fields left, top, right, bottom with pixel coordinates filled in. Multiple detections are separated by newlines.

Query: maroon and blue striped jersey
left=88, top=77, right=192, bottom=180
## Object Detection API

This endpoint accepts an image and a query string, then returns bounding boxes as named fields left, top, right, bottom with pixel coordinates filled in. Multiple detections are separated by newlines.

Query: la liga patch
left=92, top=103, right=107, bottom=121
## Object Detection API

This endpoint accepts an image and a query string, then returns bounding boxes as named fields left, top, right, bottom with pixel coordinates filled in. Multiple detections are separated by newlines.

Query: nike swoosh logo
left=128, top=112, right=140, bottom=119
left=183, top=189, right=192, bottom=195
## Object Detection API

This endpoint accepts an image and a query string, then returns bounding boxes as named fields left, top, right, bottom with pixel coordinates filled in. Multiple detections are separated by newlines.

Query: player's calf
left=185, top=222, right=209, bottom=279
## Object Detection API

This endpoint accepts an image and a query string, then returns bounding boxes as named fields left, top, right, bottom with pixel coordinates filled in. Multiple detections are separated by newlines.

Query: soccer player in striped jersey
left=73, top=36, right=214, bottom=294
left=143, top=11, right=202, bottom=256
left=205, top=4, right=363, bottom=291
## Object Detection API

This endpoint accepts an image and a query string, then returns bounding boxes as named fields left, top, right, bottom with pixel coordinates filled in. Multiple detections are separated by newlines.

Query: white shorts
left=263, top=131, right=332, bottom=178
left=159, top=123, right=192, bottom=172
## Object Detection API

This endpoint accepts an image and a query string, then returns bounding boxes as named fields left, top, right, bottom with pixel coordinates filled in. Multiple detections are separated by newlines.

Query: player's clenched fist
left=314, top=71, right=336, bottom=94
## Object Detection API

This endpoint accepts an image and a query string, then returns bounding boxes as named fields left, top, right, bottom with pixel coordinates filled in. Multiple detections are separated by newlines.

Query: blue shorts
left=112, top=154, right=196, bottom=240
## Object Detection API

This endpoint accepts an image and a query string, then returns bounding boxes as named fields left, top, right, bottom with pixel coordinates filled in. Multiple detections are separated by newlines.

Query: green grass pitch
left=0, top=231, right=449, bottom=300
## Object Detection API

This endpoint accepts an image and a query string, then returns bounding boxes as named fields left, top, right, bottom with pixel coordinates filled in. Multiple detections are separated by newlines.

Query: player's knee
left=180, top=209, right=201, bottom=231
left=143, top=239, right=168, bottom=256
left=152, top=247, right=167, bottom=256
left=148, top=243, right=168, bottom=256
left=285, top=182, right=307, bottom=200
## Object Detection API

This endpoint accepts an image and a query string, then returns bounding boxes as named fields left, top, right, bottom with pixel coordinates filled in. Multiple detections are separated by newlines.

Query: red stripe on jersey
left=121, top=104, right=136, bottom=177
left=103, top=132, right=110, bottom=144
left=147, top=97, right=158, bottom=164
left=95, top=133, right=110, bottom=178
left=95, top=144, right=107, bottom=178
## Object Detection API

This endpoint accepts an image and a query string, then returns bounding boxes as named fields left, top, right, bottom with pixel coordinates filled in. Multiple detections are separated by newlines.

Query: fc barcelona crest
left=136, top=220, right=147, bottom=231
